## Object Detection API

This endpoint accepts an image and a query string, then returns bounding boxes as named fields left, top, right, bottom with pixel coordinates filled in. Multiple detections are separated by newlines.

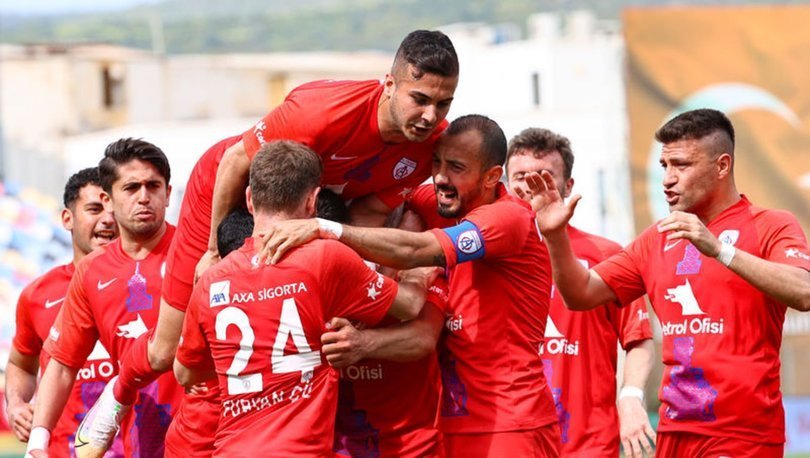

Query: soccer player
left=506, top=127, right=655, bottom=457
left=26, top=138, right=181, bottom=458
left=261, top=115, right=561, bottom=457
left=5, top=168, right=120, bottom=458
left=173, top=140, right=431, bottom=456
left=85, top=29, right=459, bottom=456
left=525, top=109, right=810, bottom=458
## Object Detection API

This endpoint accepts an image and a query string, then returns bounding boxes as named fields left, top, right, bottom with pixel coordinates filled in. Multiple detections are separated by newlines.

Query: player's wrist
left=619, top=386, right=645, bottom=402
left=25, top=426, right=50, bottom=454
left=316, top=218, right=343, bottom=240
left=715, top=243, right=736, bottom=267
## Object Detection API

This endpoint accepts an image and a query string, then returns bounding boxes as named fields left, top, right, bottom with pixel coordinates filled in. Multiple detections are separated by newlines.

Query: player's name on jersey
left=661, top=317, right=725, bottom=337
left=211, top=281, right=309, bottom=307
left=223, top=380, right=314, bottom=419
left=445, top=314, right=463, bottom=332
left=538, top=337, right=580, bottom=356
left=339, top=363, right=384, bottom=381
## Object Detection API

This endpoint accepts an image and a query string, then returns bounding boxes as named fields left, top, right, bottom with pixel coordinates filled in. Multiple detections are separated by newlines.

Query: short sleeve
left=241, top=90, right=325, bottom=160
left=425, top=275, right=450, bottom=315
left=592, top=234, right=650, bottom=307
left=44, top=262, right=99, bottom=369
left=606, top=296, right=653, bottom=350
left=755, top=210, right=810, bottom=271
left=12, top=286, right=41, bottom=356
left=175, top=282, right=214, bottom=371
left=319, top=242, right=397, bottom=327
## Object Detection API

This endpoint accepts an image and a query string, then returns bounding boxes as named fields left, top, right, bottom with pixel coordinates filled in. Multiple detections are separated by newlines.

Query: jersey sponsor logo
left=662, top=336, right=718, bottom=422
left=539, top=317, right=580, bottom=356
left=116, top=314, right=148, bottom=339
left=786, top=248, right=810, bottom=261
left=210, top=280, right=231, bottom=307
left=253, top=120, right=267, bottom=145
left=97, top=278, right=118, bottom=290
left=392, top=157, right=417, bottom=180
left=661, top=280, right=724, bottom=336
left=49, top=326, right=60, bottom=341
left=676, top=244, right=702, bottom=275
left=366, top=273, right=384, bottom=300
left=125, top=262, right=153, bottom=312
left=340, top=363, right=384, bottom=381
left=77, top=341, right=115, bottom=381
left=445, top=314, right=463, bottom=332
left=344, top=155, right=381, bottom=182
left=330, top=153, right=358, bottom=161
left=717, top=229, right=739, bottom=246
left=44, top=297, right=65, bottom=309
left=637, top=309, right=650, bottom=322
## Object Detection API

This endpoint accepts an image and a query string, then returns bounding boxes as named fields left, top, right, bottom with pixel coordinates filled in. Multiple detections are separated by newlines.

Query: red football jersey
left=333, top=277, right=449, bottom=458
left=46, top=226, right=183, bottom=457
left=242, top=79, right=446, bottom=208
left=177, top=238, right=398, bottom=457
left=593, top=197, right=810, bottom=444
left=543, top=226, right=653, bottom=456
left=13, top=263, right=122, bottom=458
left=424, top=184, right=557, bottom=434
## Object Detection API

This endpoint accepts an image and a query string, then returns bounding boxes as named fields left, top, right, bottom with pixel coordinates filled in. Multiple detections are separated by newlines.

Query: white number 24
left=215, top=297, right=321, bottom=395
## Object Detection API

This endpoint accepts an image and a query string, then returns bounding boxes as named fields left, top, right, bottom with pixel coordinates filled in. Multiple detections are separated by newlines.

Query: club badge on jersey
left=443, top=221, right=485, bottom=263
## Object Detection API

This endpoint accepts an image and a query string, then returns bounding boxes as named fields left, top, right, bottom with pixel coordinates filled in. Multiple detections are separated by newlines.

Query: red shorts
left=161, top=135, right=241, bottom=311
left=164, top=383, right=221, bottom=457
left=656, top=431, right=783, bottom=458
left=443, top=424, right=561, bottom=458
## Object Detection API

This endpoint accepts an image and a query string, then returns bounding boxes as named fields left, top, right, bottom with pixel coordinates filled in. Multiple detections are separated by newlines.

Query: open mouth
left=93, top=230, right=116, bottom=243
left=436, top=187, right=457, bottom=205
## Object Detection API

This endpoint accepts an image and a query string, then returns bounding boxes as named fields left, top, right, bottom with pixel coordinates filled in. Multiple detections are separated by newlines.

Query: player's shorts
left=164, top=382, right=221, bottom=457
left=443, top=423, right=561, bottom=458
left=335, top=425, right=443, bottom=458
left=655, top=431, right=783, bottom=458
left=161, top=135, right=241, bottom=312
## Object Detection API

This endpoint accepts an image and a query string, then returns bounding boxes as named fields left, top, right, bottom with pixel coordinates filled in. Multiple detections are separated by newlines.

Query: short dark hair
left=98, top=138, right=171, bottom=193
left=217, top=207, right=253, bottom=257
left=506, top=128, right=575, bottom=180
left=445, top=114, right=506, bottom=170
left=316, top=189, right=349, bottom=224
left=393, top=30, right=459, bottom=79
left=655, top=109, right=736, bottom=151
left=63, top=167, right=102, bottom=209
left=250, top=140, right=322, bottom=214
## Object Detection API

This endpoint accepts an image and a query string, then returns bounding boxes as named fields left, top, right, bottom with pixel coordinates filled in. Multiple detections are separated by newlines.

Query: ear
left=484, top=165, right=504, bottom=190
left=383, top=73, right=395, bottom=98
left=62, top=208, right=74, bottom=231
left=246, top=186, right=255, bottom=215
left=717, top=153, right=733, bottom=180
left=563, top=177, right=575, bottom=199
left=165, top=184, right=172, bottom=208
left=305, top=186, right=321, bottom=218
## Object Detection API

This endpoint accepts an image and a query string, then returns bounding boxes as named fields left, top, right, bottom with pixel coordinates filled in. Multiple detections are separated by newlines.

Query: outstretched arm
left=658, top=211, right=810, bottom=311
left=524, top=171, right=618, bottom=310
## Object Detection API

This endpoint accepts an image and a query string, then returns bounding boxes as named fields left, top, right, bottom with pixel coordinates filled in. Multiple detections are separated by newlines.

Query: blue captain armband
left=443, top=220, right=486, bottom=263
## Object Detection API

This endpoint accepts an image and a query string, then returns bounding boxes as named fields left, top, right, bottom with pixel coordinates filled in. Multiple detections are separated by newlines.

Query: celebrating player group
left=5, top=29, right=810, bottom=458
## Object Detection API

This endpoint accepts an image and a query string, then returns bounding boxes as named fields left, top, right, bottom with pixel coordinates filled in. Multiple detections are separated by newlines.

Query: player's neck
left=252, top=211, right=300, bottom=235
left=695, top=187, right=742, bottom=224
left=120, top=222, right=167, bottom=260
left=376, top=96, right=406, bottom=143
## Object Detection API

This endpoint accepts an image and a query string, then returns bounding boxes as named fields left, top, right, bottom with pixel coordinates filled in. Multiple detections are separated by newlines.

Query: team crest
left=392, top=158, right=417, bottom=180
left=456, top=230, right=482, bottom=255
left=717, top=229, right=739, bottom=246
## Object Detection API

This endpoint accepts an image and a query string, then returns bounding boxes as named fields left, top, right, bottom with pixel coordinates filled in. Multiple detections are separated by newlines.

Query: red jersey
left=45, top=226, right=183, bottom=457
left=177, top=238, right=398, bottom=457
left=543, top=226, right=652, bottom=457
left=242, top=79, right=446, bottom=208
left=333, top=278, right=449, bottom=458
left=422, top=183, right=557, bottom=434
left=13, top=263, right=121, bottom=458
left=593, top=196, right=810, bottom=444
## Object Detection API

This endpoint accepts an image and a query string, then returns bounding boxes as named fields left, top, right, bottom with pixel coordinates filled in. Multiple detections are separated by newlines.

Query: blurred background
left=1, top=0, right=809, bottom=456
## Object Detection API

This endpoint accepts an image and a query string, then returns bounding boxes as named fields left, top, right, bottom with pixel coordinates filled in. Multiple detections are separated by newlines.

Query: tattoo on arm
left=433, top=253, right=446, bottom=267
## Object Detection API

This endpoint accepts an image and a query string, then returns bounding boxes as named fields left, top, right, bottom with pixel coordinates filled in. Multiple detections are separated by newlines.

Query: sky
left=0, top=0, right=162, bottom=16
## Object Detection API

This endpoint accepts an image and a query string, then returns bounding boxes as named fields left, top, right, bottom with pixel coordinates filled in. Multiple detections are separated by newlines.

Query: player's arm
left=618, top=339, right=656, bottom=458
left=524, top=171, right=618, bottom=310
left=657, top=211, right=810, bottom=311
left=348, top=194, right=393, bottom=228
left=173, top=296, right=216, bottom=387
left=261, top=219, right=445, bottom=269
left=199, top=139, right=251, bottom=281
left=173, top=360, right=215, bottom=387
left=27, top=359, right=80, bottom=453
left=322, top=302, right=444, bottom=368
left=4, top=348, right=38, bottom=442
